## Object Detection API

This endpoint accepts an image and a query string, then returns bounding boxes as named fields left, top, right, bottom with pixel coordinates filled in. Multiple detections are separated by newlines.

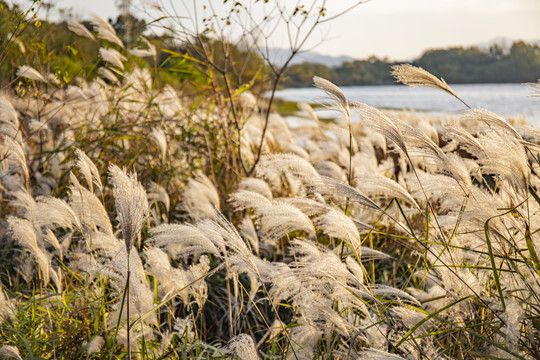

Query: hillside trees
left=281, top=41, right=540, bottom=87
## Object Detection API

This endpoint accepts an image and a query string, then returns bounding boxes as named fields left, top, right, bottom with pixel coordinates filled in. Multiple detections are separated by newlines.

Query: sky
left=13, top=0, right=540, bottom=60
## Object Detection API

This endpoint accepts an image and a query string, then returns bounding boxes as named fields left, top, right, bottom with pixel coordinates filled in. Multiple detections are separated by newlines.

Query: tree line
left=281, top=41, right=540, bottom=87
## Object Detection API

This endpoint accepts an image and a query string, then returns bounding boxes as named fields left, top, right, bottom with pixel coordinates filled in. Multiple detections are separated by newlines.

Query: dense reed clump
left=0, top=19, right=539, bottom=359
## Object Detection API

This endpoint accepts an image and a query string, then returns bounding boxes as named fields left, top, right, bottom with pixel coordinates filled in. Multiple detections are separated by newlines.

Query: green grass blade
left=525, top=224, right=540, bottom=277
left=396, top=295, right=472, bottom=348
left=484, top=218, right=506, bottom=311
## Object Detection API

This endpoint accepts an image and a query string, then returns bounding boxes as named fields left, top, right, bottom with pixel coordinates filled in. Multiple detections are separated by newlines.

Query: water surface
left=274, top=83, right=540, bottom=126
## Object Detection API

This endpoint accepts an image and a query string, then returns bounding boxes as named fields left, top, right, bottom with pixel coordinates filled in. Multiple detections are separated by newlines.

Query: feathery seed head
left=67, top=20, right=95, bottom=40
left=99, top=48, right=126, bottom=70
left=108, top=164, right=148, bottom=253
left=91, top=15, right=124, bottom=48
left=17, top=65, right=47, bottom=83
left=313, top=76, right=350, bottom=124
left=391, top=64, right=458, bottom=99
left=75, top=149, right=102, bottom=193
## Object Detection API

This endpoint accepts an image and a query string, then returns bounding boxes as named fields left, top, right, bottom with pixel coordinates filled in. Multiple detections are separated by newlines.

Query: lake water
left=274, top=83, right=540, bottom=126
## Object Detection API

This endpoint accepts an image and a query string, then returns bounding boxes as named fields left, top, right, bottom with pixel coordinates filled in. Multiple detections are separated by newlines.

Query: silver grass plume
left=99, top=48, right=126, bottom=70
left=0, top=346, right=23, bottom=360
left=229, top=190, right=271, bottom=212
left=181, top=172, right=220, bottom=221
left=230, top=191, right=316, bottom=244
left=150, top=127, right=167, bottom=161
left=108, top=165, right=149, bottom=253
left=256, top=201, right=316, bottom=243
left=197, top=211, right=254, bottom=261
left=69, top=173, right=113, bottom=235
left=442, top=122, right=485, bottom=157
left=391, top=64, right=467, bottom=107
left=16, top=65, right=47, bottom=83
left=355, top=348, right=406, bottom=359
left=238, top=217, right=259, bottom=255
left=502, top=299, right=524, bottom=346
left=314, top=208, right=361, bottom=251
left=0, top=288, right=15, bottom=325
left=75, top=149, right=103, bottom=193
left=30, top=196, right=81, bottom=231
left=461, top=108, right=522, bottom=139
left=526, top=79, right=540, bottom=97
left=44, top=229, right=63, bottom=259
left=147, top=181, right=170, bottom=213
left=174, top=317, right=195, bottom=343
left=0, top=97, right=20, bottom=141
left=196, top=212, right=260, bottom=292
left=144, top=248, right=209, bottom=306
left=86, top=336, right=104, bottom=354
left=369, top=284, right=420, bottom=305
left=226, top=334, right=259, bottom=360
left=307, top=176, right=381, bottom=211
left=397, top=121, right=471, bottom=187
left=238, top=177, right=273, bottom=199
left=67, top=20, right=95, bottom=40
left=313, top=76, right=350, bottom=122
left=277, top=197, right=329, bottom=217
left=353, top=102, right=407, bottom=154
left=255, top=153, right=319, bottom=183
left=98, top=67, right=119, bottom=83
left=148, top=223, right=220, bottom=259
left=298, top=102, right=319, bottom=123
left=8, top=216, right=51, bottom=284
left=129, top=38, right=157, bottom=58
left=9, top=188, right=36, bottom=215
left=355, top=174, right=419, bottom=209
left=1, top=137, right=29, bottom=184
left=91, top=15, right=124, bottom=48
left=476, top=131, right=529, bottom=192
left=314, top=160, right=347, bottom=182
left=398, top=119, right=443, bottom=159
left=392, top=305, right=430, bottom=332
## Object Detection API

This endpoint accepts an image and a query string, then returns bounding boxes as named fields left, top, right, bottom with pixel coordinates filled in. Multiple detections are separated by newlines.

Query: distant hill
left=270, top=38, right=540, bottom=69
left=267, top=48, right=354, bottom=68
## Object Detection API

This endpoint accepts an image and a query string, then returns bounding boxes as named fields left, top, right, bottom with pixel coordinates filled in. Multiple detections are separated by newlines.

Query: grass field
left=0, top=11, right=540, bottom=360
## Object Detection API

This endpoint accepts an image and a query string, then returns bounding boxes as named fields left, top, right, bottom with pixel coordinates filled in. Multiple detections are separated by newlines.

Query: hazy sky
left=17, top=0, right=540, bottom=60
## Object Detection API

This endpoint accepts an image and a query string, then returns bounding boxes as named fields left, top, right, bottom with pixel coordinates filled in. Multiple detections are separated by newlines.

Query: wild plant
left=1, top=8, right=540, bottom=358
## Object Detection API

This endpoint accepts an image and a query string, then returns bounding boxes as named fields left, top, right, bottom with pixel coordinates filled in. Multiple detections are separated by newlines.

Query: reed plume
left=91, top=15, right=124, bottom=48
left=67, top=20, right=95, bottom=40
left=108, top=164, right=149, bottom=253
left=16, top=65, right=47, bottom=83
left=391, top=64, right=468, bottom=107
